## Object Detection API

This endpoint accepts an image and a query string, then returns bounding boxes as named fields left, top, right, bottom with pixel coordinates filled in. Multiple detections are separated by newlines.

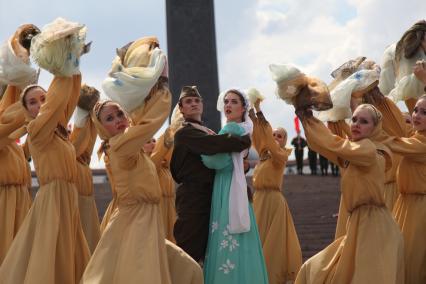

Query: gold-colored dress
left=250, top=111, right=302, bottom=283
left=0, top=75, right=90, bottom=284
left=385, top=131, right=426, bottom=284
left=69, top=118, right=101, bottom=253
left=150, top=129, right=176, bottom=242
left=0, top=86, right=32, bottom=264
left=295, top=118, right=404, bottom=284
left=82, top=89, right=172, bottom=284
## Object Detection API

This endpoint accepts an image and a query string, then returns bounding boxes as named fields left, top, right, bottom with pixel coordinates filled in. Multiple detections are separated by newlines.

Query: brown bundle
left=10, top=24, right=40, bottom=63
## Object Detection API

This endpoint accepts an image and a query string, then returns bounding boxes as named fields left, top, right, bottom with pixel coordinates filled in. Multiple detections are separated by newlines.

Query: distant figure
left=307, top=147, right=317, bottom=175
left=291, top=133, right=307, bottom=175
left=330, top=162, right=339, bottom=176
left=319, top=155, right=329, bottom=176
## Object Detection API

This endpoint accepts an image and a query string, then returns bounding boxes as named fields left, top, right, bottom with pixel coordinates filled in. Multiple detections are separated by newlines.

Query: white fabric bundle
left=217, top=88, right=253, bottom=234
left=246, top=87, right=265, bottom=107
left=379, top=43, right=426, bottom=102
left=0, top=39, right=38, bottom=88
left=269, top=63, right=307, bottom=105
left=74, top=106, right=89, bottom=128
left=30, top=18, right=86, bottom=77
left=318, top=69, right=380, bottom=122
left=102, top=48, right=166, bottom=113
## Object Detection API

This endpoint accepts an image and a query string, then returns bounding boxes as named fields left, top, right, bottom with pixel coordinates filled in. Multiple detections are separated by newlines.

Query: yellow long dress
left=150, top=128, right=176, bottom=242
left=250, top=110, right=302, bottom=283
left=0, top=86, right=32, bottom=264
left=385, top=132, right=426, bottom=284
left=69, top=118, right=101, bottom=253
left=0, top=75, right=90, bottom=284
left=82, top=88, right=173, bottom=284
left=295, top=118, right=404, bottom=284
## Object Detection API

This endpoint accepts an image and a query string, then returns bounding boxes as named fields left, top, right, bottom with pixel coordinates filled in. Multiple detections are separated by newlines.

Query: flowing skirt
left=0, top=184, right=32, bottom=264
left=393, top=193, right=426, bottom=284
left=160, top=195, right=176, bottom=242
left=78, top=195, right=100, bottom=253
left=203, top=167, right=268, bottom=284
left=81, top=203, right=171, bottom=284
left=295, top=205, right=404, bottom=284
left=253, top=189, right=302, bottom=283
left=0, top=180, right=90, bottom=284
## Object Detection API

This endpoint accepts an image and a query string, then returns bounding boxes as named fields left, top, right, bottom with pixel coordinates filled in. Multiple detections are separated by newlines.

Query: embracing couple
left=171, top=86, right=269, bottom=283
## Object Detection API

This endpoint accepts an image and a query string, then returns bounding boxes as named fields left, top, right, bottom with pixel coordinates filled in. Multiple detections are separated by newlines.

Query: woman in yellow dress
left=383, top=95, right=426, bottom=284
left=249, top=99, right=302, bottom=284
left=0, top=85, right=32, bottom=265
left=0, top=74, right=91, bottom=284
left=294, top=104, right=404, bottom=284
left=144, top=128, right=177, bottom=242
left=69, top=84, right=101, bottom=253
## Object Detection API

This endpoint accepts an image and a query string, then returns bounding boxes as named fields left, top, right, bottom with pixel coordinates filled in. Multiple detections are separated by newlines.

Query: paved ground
left=84, top=173, right=341, bottom=260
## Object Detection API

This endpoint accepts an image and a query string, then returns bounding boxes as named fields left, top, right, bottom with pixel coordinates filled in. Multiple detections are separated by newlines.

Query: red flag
left=294, top=116, right=300, bottom=134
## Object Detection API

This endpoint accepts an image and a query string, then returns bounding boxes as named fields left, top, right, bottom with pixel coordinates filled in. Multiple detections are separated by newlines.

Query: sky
left=1, top=0, right=425, bottom=168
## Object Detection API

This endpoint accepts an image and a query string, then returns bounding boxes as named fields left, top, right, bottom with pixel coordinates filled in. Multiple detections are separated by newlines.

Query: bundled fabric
left=269, top=63, right=332, bottom=111
left=0, top=24, right=40, bottom=88
left=30, top=18, right=86, bottom=77
left=102, top=37, right=167, bottom=113
left=318, top=67, right=380, bottom=122
left=247, top=87, right=265, bottom=106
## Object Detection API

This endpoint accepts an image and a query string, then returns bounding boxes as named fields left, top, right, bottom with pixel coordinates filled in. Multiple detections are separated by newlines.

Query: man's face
left=179, top=96, right=203, bottom=119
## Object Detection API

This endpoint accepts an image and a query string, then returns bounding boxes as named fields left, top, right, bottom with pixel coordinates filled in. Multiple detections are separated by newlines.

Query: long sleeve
left=70, top=118, right=97, bottom=163
left=175, top=128, right=251, bottom=156
left=374, top=97, right=408, bottom=137
left=27, top=75, right=80, bottom=147
left=0, top=102, right=26, bottom=150
left=201, top=153, right=232, bottom=170
left=302, top=117, right=376, bottom=167
left=150, top=128, right=173, bottom=169
left=251, top=111, right=288, bottom=167
left=0, top=85, right=21, bottom=116
left=327, top=120, right=351, bottom=139
left=385, top=132, right=426, bottom=163
left=111, top=88, right=171, bottom=157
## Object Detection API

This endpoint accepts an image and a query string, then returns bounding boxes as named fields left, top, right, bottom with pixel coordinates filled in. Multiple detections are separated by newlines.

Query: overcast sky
left=1, top=0, right=425, bottom=168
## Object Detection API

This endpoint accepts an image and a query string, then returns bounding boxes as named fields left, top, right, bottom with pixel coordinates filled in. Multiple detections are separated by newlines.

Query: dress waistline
left=349, top=202, right=386, bottom=214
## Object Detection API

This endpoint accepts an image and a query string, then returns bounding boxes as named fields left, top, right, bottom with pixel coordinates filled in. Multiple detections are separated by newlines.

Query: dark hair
left=395, top=20, right=426, bottom=64
left=224, top=90, right=247, bottom=122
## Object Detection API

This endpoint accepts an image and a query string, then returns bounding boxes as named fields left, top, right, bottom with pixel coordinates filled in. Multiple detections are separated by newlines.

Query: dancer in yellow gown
left=69, top=84, right=101, bottom=253
left=294, top=104, right=404, bottom=284
left=0, top=85, right=32, bottom=265
left=383, top=95, right=426, bottom=284
left=250, top=99, right=302, bottom=284
left=83, top=35, right=203, bottom=283
left=0, top=74, right=91, bottom=284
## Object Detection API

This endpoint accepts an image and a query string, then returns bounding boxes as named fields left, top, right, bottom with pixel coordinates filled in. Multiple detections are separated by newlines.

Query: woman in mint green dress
left=202, top=89, right=268, bottom=284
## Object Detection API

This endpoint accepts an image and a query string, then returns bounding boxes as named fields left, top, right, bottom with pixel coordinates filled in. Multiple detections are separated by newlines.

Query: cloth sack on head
left=217, top=88, right=253, bottom=234
left=0, top=38, right=38, bottom=88
left=30, top=17, right=86, bottom=77
left=102, top=37, right=166, bottom=113
left=317, top=68, right=380, bottom=122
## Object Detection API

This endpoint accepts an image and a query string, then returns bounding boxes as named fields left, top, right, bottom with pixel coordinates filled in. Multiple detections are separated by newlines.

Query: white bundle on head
left=269, top=63, right=307, bottom=105
left=317, top=69, right=380, bottom=122
left=102, top=48, right=166, bottom=113
left=30, top=18, right=86, bottom=77
left=0, top=39, right=38, bottom=88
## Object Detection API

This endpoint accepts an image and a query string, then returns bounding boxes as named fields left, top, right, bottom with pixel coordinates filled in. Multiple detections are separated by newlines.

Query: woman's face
left=143, top=138, right=156, bottom=154
left=99, top=103, right=129, bottom=137
left=224, top=92, right=245, bottom=123
left=273, top=128, right=286, bottom=147
left=24, top=87, right=46, bottom=118
left=412, top=98, right=426, bottom=131
left=350, top=108, right=376, bottom=141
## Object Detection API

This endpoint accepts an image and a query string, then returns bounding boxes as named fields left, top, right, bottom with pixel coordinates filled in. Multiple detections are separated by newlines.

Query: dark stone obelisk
left=166, top=0, right=221, bottom=131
